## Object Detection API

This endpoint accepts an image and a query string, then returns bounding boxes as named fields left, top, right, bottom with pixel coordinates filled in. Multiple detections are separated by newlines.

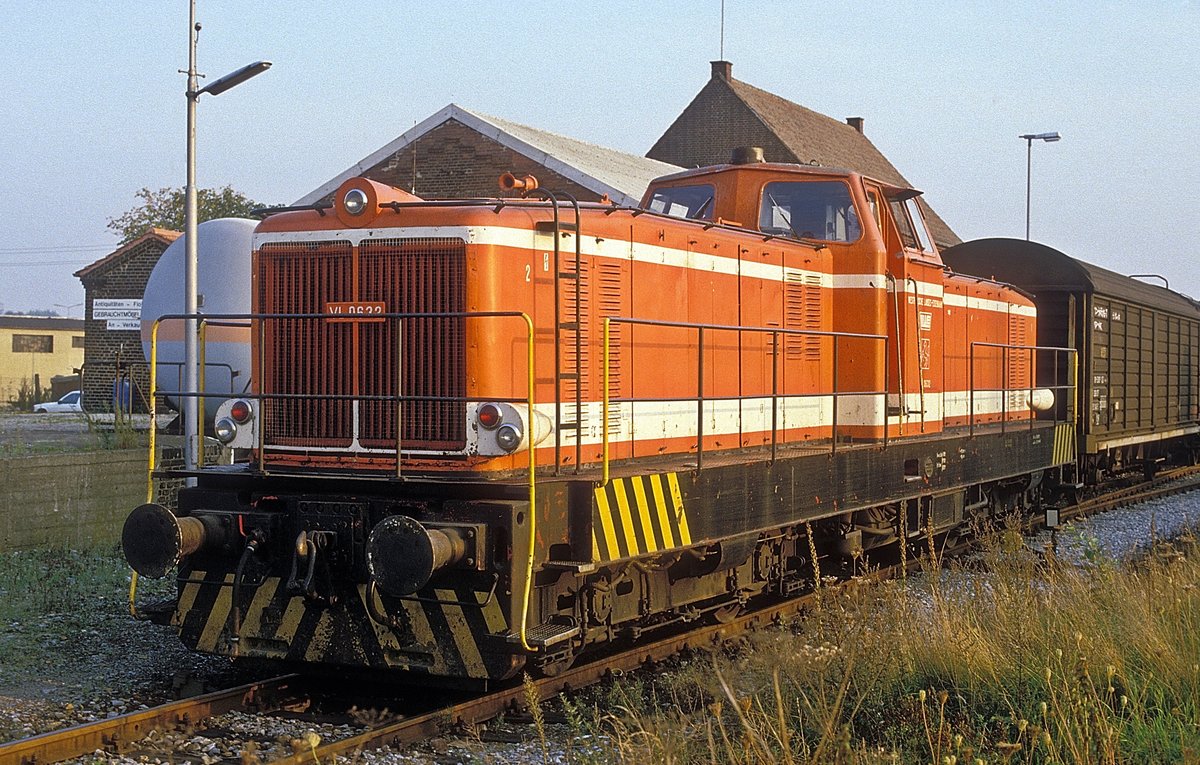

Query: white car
left=34, top=390, right=84, bottom=413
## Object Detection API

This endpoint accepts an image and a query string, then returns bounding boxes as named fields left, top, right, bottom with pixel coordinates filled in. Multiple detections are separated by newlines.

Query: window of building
left=72, top=336, right=85, bottom=348
left=13, top=334, right=53, bottom=353
left=760, top=181, right=860, bottom=243
left=647, top=184, right=715, bottom=220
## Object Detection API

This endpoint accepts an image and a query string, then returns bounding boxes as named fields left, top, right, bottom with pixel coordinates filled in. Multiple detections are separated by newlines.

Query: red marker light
left=478, top=403, right=502, bottom=430
left=230, top=400, right=252, bottom=423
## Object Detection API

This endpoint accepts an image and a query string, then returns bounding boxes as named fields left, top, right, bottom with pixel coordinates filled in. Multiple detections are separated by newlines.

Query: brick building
left=0, top=316, right=84, bottom=407
left=74, top=228, right=179, bottom=413
left=648, top=61, right=960, bottom=249
left=296, top=104, right=678, bottom=207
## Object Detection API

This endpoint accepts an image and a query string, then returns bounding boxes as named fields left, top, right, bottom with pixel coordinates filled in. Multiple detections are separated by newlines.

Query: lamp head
left=197, top=61, right=272, bottom=96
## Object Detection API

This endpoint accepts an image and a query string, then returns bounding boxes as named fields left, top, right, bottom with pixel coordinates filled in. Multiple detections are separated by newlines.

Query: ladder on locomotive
left=542, top=192, right=585, bottom=474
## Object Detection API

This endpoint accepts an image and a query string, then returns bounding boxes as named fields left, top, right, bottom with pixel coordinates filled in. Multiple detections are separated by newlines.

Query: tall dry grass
left=566, top=526, right=1200, bottom=763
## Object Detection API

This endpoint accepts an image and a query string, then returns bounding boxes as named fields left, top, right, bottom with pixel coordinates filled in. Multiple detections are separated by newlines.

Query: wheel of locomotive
left=533, top=640, right=580, bottom=677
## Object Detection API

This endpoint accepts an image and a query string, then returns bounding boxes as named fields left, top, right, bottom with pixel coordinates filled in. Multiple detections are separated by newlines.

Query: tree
left=107, top=185, right=274, bottom=244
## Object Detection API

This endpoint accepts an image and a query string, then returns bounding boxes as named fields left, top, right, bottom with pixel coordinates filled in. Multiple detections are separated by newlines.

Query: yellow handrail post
left=131, top=319, right=165, bottom=619
left=518, top=312, right=537, bottom=653
left=602, top=318, right=610, bottom=488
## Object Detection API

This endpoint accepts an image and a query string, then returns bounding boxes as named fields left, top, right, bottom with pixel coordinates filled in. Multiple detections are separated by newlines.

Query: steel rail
left=0, top=675, right=304, bottom=765
left=1061, top=464, right=1200, bottom=522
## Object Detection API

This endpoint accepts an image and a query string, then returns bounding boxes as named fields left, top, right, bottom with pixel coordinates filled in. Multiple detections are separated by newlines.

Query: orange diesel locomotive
left=124, top=151, right=1075, bottom=681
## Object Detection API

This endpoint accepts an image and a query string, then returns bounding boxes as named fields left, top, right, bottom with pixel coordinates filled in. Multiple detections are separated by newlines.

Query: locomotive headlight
left=214, top=417, right=238, bottom=443
left=495, top=423, right=522, bottom=452
left=1030, top=388, right=1055, bottom=412
left=343, top=188, right=369, bottom=216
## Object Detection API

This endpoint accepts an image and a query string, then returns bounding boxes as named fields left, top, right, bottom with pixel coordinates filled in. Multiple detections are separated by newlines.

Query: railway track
left=5, top=469, right=1199, bottom=765
left=0, top=675, right=307, bottom=765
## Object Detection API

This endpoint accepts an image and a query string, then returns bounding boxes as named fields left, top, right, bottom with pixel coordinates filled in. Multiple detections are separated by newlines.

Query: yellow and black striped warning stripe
left=592, top=473, right=693, bottom=561
left=174, top=571, right=507, bottom=679
left=1051, top=422, right=1076, bottom=466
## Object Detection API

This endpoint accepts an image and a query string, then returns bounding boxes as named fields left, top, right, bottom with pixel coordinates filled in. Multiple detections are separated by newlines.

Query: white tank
left=140, top=218, right=256, bottom=421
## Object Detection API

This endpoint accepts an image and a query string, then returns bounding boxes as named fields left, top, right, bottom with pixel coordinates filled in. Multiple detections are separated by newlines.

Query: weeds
left=0, top=546, right=172, bottom=672
left=8, top=377, right=47, bottom=413
left=523, top=671, right=551, bottom=764
left=83, top=412, right=144, bottom=450
left=580, top=526, right=1200, bottom=763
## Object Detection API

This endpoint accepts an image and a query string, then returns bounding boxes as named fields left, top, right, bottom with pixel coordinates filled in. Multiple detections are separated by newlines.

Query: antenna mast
left=720, top=0, right=725, bottom=60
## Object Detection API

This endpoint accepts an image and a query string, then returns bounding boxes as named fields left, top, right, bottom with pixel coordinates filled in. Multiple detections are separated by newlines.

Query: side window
left=887, top=195, right=936, bottom=254
left=866, top=190, right=882, bottom=230
left=646, top=184, right=715, bottom=220
left=887, top=199, right=918, bottom=250
left=760, top=181, right=860, bottom=243
left=904, top=198, right=935, bottom=253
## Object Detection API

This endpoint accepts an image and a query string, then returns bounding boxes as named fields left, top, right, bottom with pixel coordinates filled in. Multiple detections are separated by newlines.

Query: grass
left=0, top=411, right=148, bottom=457
left=559, top=524, right=1200, bottom=764
left=0, top=546, right=173, bottom=673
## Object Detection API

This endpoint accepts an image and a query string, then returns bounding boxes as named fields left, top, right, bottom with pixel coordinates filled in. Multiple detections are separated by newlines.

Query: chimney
left=711, top=60, right=732, bottom=80
left=845, top=116, right=864, bottom=134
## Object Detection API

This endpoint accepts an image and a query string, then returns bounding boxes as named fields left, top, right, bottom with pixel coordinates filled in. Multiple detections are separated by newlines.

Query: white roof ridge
left=294, top=104, right=676, bottom=207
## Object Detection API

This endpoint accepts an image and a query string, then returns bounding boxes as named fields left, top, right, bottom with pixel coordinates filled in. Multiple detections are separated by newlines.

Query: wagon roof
left=942, top=238, right=1200, bottom=317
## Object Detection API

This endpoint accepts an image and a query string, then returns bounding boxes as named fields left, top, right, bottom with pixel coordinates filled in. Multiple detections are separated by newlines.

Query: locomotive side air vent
left=731, top=146, right=765, bottom=165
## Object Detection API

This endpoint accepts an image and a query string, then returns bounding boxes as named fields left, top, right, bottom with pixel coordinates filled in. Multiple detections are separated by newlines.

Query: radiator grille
left=359, top=238, right=466, bottom=449
left=259, top=241, right=354, bottom=446
left=257, top=237, right=467, bottom=453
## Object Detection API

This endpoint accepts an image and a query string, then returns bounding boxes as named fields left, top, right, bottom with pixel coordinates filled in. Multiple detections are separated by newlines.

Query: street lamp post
left=1020, top=131, right=1061, bottom=241
left=183, top=1, right=270, bottom=474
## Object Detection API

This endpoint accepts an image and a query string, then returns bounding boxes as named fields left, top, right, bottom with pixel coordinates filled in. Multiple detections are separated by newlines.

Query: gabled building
left=75, top=228, right=180, bottom=413
left=649, top=61, right=960, bottom=249
left=296, top=104, right=679, bottom=207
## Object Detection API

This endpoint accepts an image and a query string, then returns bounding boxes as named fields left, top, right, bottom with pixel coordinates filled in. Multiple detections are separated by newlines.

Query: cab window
left=760, top=181, right=860, bottom=243
left=887, top=197, right=935, bottom=253
left=887, top=199, right=919, bottom=250
left=905, top=198, right=935, bottom=252
left=866, top=190, right=882, bottom=229
left=647, top=184, right=715, bottom=220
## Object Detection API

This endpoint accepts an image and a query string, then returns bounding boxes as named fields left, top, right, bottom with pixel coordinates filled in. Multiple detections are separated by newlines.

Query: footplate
left=510, top=618, right=580, bottom=648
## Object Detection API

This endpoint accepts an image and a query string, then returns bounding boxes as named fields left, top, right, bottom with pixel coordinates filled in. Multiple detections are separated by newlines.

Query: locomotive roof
left=942, top=238, right=1200, bottom=318
left=648, top=160, right=922, bottom=199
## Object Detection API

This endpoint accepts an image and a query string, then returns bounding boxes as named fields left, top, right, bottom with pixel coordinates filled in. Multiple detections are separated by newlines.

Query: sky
left=1, top=1, right=1197, bottom=315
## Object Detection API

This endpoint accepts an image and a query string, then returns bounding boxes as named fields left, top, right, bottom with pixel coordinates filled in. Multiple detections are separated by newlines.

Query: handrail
left=146, top=309, right=540, bottom=653
left=600, top=317, right=888, bottom=484
left=130, top=318, right=167, bottom=620
left=967, top=341, right=1078, bottom=437
left=906, top=276, right=926, bottom=433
